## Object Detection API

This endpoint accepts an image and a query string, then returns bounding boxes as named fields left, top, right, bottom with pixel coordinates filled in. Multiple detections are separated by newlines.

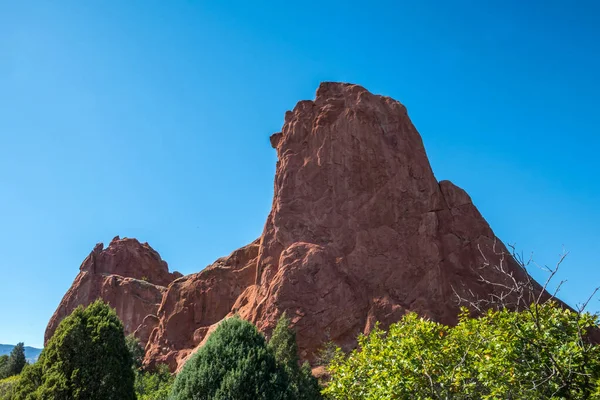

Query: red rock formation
left=233, top=82, right=533, bottom=359
left=47, top=83, right=547, bottom=371
left=45, top=236, right=181, bottom=345
left=144, top=241, right=260, bottom=370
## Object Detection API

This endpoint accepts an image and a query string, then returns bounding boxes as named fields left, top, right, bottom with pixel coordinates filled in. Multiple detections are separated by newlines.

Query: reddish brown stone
left=47, top=83, right=551, bottom=372
left=231, top=83, right=535, bottom=361
left=143, top=240, right=260, bottom=371
left=44, top=237, right=181, bottom=346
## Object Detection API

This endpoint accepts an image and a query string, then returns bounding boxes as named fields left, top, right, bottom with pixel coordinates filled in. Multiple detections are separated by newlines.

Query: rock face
left=45, top=236, right=182, bottom=345
left=233, top=82, right=533, bottom=359
left=47, top=83, right=545, bottom=371
left=144, top=241, right=260, bottom=370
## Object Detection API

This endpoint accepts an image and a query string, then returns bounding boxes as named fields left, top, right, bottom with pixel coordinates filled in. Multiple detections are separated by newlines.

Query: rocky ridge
left=45, top=236, right=182, bottom=345
left=47, top=83, right=544, bottom=371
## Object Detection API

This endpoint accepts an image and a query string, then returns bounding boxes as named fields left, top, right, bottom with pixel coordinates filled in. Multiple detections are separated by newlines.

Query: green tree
left=5, top=344, right=26, bottom=379
left=125, top=333, right=174, bottom=399
left=324, top=303, right=600, bottom=399
left=268, top=313, right=322, bottom=400
left=14, top=300, right=135, bottom=400
left=135, top=364, right=174, bottom=400
left=0, top=344, right=26, bottom=380
left=170, top=316, right=289, bottom=400
left=13, top=364, right=41, bottom=400
left=0, top=356, right=8, bottom=380
left=315, top=336, right=337, bottom=368
left=126, top=334, right=145, bottom=372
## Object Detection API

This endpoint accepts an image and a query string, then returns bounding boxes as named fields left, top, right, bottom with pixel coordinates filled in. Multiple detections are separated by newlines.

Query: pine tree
left=125, top=334, right=144, bottom=371
left=171, top=316, right=289, bottom=400
left=268, top=313, right=322, bottom=400
left=268, top=313, right=299, bottom=370
left=0, top=355, right=8, bottom=379
left=0, top=343, right=26, bottom=379
left=14, top=300, right=136, bottom=400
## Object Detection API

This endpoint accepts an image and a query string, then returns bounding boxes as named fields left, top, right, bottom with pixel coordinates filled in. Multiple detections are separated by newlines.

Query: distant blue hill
left=0, top=344, right=43, bottom=363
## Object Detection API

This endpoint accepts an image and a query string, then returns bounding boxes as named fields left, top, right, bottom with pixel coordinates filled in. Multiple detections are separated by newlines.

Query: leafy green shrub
left=14, top=300, right=135, bottom=400
left=171, top=316, right=289, bottom=400
left=135, top=364, right=174, bottom=400
left=324, top=303, right=600, bottom=399
left=0, top=375, right=19, bottom=400
left=125, top=334, right=174, bottom=399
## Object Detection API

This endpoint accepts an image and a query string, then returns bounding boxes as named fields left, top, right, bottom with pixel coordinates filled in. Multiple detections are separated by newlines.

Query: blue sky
left=0, top=0, right=598, bottom=348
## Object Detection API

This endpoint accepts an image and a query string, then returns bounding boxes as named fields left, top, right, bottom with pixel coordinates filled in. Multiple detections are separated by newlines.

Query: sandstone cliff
left=45, top=236, right=182, bottom=346
left=47, top=83, right=544, bottom=371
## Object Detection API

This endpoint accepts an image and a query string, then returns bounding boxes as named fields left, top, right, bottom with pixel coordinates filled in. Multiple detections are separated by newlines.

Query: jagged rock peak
left=248, top=81, right=532, bottom=361
left=44, top=237, right=182, bottom=345
left=274, top=82, right=409, bottom=150
left=79, top=236, right=181, bottom=286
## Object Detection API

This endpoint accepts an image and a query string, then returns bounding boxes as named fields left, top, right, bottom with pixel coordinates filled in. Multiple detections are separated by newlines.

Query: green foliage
left=0, top=356, right=7, bottom=380
left=14, top=300, right=135, bottom=400
left=0, top=375, right=19, bottom=400
left=171, top=316, right=289, bottom=400
left=269, top=313, right=299, bottom=369
left=126, top=333, right=174, bottom=399
left=324, top=302, right=600, bottom=400
left=296, top=361, right=322, bottom=400
left=315, top=340, right=337, bottom=368
left=6, top=344, right=26, bottom=379
left=135, top=364, right=174, bottom=400
left=268, top=313, right=322, bottom=400
left=0, top=344, right=26, bottom=380
left=13, top=364, right=41, bottom=400
left=126, top=334, right=145, bottom=372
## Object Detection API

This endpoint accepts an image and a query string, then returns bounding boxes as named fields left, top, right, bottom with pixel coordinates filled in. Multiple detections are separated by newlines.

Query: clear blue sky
left=1, top=1, right=599, bottom=348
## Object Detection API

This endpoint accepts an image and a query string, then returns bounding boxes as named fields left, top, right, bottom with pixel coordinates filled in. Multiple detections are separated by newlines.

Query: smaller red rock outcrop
left=44, top=236, right=182, bottom=346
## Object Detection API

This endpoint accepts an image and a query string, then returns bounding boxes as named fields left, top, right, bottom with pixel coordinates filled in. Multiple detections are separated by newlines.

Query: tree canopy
left=0, top=375, right=19, bottom=400
left=14, top=300, right=135, bottom=400
left=0, top=356, right=8, bottom=380
left=125, top=334, right=175, bottom=399
left=0, top=343, right=26, bottom=380
left=135, top=364, right=174, bottom=400
left=171, top=316, right=288, bottom=400
left=172, top=314, right=324, bottom=400
left=125, top=334, right=145, bottom=372
left=268, top=313, right=321, bottom=400
left=324, top=302, right=600, bottom=399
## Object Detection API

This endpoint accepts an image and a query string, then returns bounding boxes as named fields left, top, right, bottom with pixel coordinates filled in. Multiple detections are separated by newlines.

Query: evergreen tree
left=268, top=313, right=299, bottom=369
left=6, top=343, right=26, bottom=378
left=125, top=334, right=144, bottom=372
left=170, top=316, right=289, bottom=400
left=268, top=313, right=322, bottom=400
left=14, top=300, right=136, bottom=400
left=0, top=343, right=26, bottom=379
left=125, top=333, right=175, bottom=399
left=0, top=355, right=8, bottom=380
